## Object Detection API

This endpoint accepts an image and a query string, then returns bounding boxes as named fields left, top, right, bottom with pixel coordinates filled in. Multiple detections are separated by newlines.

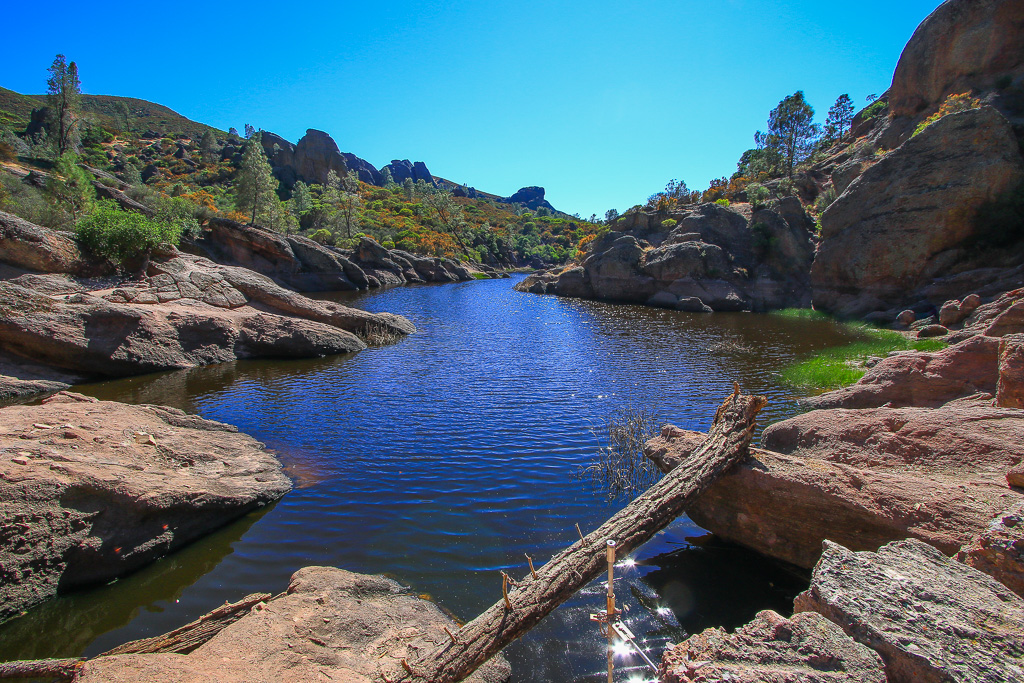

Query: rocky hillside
left=520, top=0, right=1024, bottom=328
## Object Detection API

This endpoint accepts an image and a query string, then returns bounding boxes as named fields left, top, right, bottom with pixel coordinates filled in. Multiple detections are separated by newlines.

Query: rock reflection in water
left=0, top=505, right=271, bottom=662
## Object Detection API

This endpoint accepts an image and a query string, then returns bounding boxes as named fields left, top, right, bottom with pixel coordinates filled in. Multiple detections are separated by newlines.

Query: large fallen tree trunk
left=392, top=389, right=767, bottom=683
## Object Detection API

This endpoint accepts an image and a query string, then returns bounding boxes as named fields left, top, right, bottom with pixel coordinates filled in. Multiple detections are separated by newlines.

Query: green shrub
left=814, top=186, right=838, bottom=214
left=714, top=198, right=730, bottom=207
left=746, top=183, right=770, bottom=210
left=75, top=201, right=182, bottom=266
left=862, top=99, right=887, bottom=119
left=661, top=218, right=677, bottom=229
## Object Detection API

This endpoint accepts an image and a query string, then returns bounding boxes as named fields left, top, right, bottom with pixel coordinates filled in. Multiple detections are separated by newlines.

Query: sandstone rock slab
left=659, top=610, right=885, bottom=683
left=958, top=501, right=1024, bottom=598
left=76, top=566, right=509, bottom=683
left=998, top=333, right=1024, bottom=408
left=795, top=539, right=1024, bottom=683
left=0, top=392, right=291, bottom=623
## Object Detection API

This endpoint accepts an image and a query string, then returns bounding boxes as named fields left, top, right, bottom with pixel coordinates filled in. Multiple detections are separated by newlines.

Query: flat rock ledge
left=794, top=539, right=1024, bottom=683
left=659, top=609, right=885, bottom=682
left=0, top=392, right=291, bottom=623
left=76, top=566, right=511, bottom=683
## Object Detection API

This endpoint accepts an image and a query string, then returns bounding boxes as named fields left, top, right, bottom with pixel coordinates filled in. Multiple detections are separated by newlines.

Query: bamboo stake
left=397, top=390, right=766, bottom=683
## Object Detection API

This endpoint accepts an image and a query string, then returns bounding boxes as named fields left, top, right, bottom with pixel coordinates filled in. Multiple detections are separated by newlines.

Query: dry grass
left=579, top=404, right=663, bottom=501
left=359, top=321, right=404, bottom=347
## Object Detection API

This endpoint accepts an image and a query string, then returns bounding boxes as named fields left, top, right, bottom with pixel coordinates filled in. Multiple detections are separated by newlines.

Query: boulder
left=916, top=323, right=948, bottom=338
left=0, top=279, right=368, bottom=379
left=652, top=399, right=1024, bottom=569
left=998, top=333, right=1024, bottom=408
left=0, top=211, right=97, bottom=276
left=794, top=539, right=1024, bottom=683
left=289, top=129, right=354, bottom=186
left=811, top=107, right=1024, bottom=317
left=804, top=334, right=1000, bottom=409
left=889, top=0, right=1024, bottom=118
left=0, top=392, right=291, bottom=622
left=897, top=309, right=916, bottom=326
left=75, top=566, right=510, bottom=683
left=579, top=235, right=654, bottom=302
left=659, top=610, right=885, bottom=683
left=958, top=501, right=1024, bottom=598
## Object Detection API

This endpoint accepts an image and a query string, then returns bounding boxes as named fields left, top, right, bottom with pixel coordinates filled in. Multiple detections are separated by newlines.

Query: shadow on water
left=1, top=276, right=853, bottom=680
left=0, top=505, right=272, bottom=661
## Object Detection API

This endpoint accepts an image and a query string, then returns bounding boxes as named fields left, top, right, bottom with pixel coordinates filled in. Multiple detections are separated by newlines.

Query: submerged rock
left=795, top=539, right=1024, bottom=683
left=0, top=392, right=291, bottom=623
left=659, top=609, right=885, bottom=683
left=76, top=566, right=510, bottom=683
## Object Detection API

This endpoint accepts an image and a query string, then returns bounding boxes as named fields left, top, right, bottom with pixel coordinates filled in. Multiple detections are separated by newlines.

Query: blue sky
left=1, top=0, right=941, bottom=217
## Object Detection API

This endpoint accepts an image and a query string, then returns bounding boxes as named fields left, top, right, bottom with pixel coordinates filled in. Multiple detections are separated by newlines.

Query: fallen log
left=0, top=658, right=83, bottom=680
left=392, top=389, right=767, bottom=683
left=99, top=592, right=272, bottom=656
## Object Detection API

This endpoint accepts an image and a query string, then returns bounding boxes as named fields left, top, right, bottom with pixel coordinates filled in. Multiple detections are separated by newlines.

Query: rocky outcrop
left=0, top=211, right=98, bottom=276
left=0, top=277, right=370, bottom=379
left=75, top=566, right=509, bottom=683
left=958, top=501, right=1024, bottom=598
left=794, top=539, right=1024, bottom=683
left=502, top=186, right=555, bottom=212
left=0, top=391, right=291, bottom=623
left=889, top=0, right=1024, bottom=118
left=648, top=398, right=1024, bottom=570
left=381, top=159, right=436, bottom=187
left=197, top=218, right=473, bottom=292
left=811, top=106, right=1024, bottom=318
left=517, top=200, right=815, bottom=312
left=659, top=610, right=885, bottom=683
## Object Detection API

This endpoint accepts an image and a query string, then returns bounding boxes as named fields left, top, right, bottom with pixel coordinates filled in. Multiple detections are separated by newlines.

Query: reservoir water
left=0, top=274, right=861, bottom=681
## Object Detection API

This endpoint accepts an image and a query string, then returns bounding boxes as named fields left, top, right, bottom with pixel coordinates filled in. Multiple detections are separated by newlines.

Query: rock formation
left=794, top=539, right=1024, bottom=683
left=0, top=391, right=291, bottom=623
left=889, top=0, right=1024, bottom=118
left=811, top=106, right=1024, bottom=318
left=75, top=566, right=510, bottom=683
left=647, top=399, right=1024, bottom=571
left=659, top=610, right=886, bottom=683
left=516, top=199, right=815, bottom=311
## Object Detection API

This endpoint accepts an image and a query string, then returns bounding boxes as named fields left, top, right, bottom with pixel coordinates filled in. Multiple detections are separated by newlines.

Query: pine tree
left=402, top=177, right=414, bottom=201
left=291, top=180, right=313, bottom=218
left=122, top=161, right=142, bottom=186
left=380, top=167, right=395, bottom=188
left=823, top=94, right=855, bottom=143
left=46, top=55, right=82, bottom=156
left=234, top=132, right=278, bottom=226
left=199, top=130, right=217, bottom=164
left=761, top=91, right=820, bottom=178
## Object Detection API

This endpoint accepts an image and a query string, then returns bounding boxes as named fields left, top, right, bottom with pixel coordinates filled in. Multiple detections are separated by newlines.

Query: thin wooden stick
left=400, top=390, right=766, bottom=683
left=575, top=523, right=585, bottom=541
left=525, top=554, right=537, bottom=579
left=502, top=573, right=512, bottom=610
left=443, top=626, right=457, bottom=643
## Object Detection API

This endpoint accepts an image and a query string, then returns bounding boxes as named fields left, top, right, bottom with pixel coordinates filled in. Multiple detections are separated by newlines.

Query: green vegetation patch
left=781, top=327, right=947, bottom=390
left=770, top=307, right=830, bottom=320
left=75, top=200, right=181, bottom=265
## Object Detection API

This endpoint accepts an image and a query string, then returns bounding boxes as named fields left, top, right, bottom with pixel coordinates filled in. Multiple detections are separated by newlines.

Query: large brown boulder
left=794, top=539, right=1024, bottom=683
left=0, top=279, right=367, bottom=378
left=889, top=0, right=1024, bottom=118
left=811, top=106, right=1024, bottom=317
left=805, top=334, right=1000, bottom=410
left=659, top=610, right=885, bottom=683
left=75, top=566, right=510, bottom=683
left=0, top=392, right=291, bottom=622
left=0, top=211, right=97, bottom=276
left=650, top=399, right=1024, bottom=569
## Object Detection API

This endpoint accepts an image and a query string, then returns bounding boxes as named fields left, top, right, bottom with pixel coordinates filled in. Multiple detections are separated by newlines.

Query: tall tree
left=46, top=54, right=81, bottom=156
left=823, top=94, right=855, bottom=143
left=761, top=91, right=820, bottom=178
left=380, top=167, right=395, bottom=188
left=423, top=189, right=470, bottom=257
left=290, top=180, right=313, bottom=219
left=199, top=130, right=217, bottom=164
left=234, top=131, right=278, bottom=226
left=334, top=172, right=363, bottom=238
left=402, top=177, right=415, bottom=201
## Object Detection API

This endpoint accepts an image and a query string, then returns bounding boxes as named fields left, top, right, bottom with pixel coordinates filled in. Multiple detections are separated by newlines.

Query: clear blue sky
left=1, top=0, right=942, bottom=217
